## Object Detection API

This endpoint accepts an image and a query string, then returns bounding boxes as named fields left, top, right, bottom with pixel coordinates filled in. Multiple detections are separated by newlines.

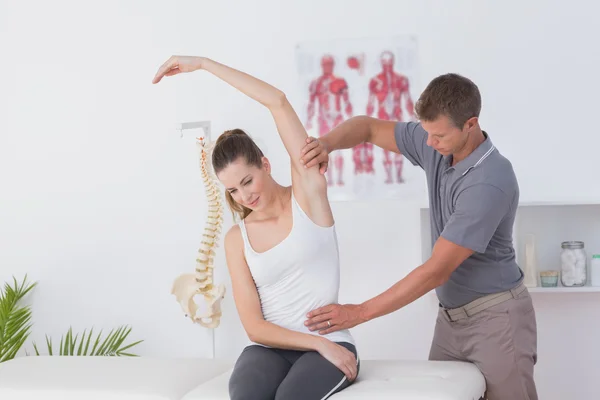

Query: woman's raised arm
left=152, top=55, right=332, bottom=224
left=153, top=56, right=319, bottom=178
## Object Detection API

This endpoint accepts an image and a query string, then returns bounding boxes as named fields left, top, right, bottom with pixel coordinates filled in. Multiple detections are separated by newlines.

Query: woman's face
left=217, top=157, right=271, bottom=211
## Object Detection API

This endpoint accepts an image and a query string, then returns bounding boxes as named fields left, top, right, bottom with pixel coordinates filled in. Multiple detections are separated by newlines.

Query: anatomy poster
left=295, top=35, right=421, bottom=202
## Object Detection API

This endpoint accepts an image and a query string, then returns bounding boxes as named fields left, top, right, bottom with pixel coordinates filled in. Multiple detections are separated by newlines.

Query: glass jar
left=560, top=241, right=587, bottom=287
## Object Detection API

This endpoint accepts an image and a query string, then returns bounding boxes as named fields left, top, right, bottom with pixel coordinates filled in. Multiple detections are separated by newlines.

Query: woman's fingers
left=348, top=360, right=357, bottom=381
left=340, top=362, right=352, bottom=381
left=164, top=68, right=181, bottom=77
left=152, top=56, right=177, bottom=84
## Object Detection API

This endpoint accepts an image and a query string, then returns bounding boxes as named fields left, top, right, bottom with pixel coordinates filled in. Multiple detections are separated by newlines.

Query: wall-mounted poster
left=295, top=35, right=421, bottom=202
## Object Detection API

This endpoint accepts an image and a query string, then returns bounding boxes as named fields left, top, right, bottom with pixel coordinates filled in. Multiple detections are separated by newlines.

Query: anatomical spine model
left=171, top=136, right=226, bottom=328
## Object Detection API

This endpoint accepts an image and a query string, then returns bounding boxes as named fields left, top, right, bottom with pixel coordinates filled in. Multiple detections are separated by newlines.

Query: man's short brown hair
left=414, top=73, right=481, bottom=128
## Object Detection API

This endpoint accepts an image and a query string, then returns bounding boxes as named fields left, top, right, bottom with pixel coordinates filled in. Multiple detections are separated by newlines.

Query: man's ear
left=465, top=116, right=479, bottom=131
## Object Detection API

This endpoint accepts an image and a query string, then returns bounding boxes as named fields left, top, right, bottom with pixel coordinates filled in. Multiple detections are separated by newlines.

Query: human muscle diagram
left=295, top=36, right=420, bottom=201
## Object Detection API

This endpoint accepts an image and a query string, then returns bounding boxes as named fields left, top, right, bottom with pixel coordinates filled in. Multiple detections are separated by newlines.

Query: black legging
left=228, top=342, right=359, bottom=400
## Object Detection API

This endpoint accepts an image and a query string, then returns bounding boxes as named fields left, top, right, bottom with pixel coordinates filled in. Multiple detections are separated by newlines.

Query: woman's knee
left=274, top=345, right=359, bottom=400
left=228, top=345, right=291, bottom=400
left=274, top=373, right=353, bottom=400
left=229, top=365, right=281, bottom=400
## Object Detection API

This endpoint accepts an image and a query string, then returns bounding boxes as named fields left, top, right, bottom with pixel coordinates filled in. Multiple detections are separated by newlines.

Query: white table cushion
left=181, top=360, right=486, bottom=400
left=0, top=356, right=233, bottom=400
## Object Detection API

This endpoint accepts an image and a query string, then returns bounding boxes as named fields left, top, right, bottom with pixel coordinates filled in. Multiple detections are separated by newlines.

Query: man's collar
left=445, top=131, right=496, bottom=176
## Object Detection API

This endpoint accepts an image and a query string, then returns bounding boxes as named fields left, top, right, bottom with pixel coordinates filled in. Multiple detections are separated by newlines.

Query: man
left=299, top=73, right=538, bottom=400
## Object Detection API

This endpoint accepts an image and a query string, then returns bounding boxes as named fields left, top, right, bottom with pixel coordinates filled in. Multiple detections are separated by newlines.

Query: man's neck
left=451, top=129, right=486, bottom=166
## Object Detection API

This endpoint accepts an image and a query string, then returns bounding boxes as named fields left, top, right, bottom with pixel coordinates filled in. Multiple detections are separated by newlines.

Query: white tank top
left=238, top=190, right=355, bottom=347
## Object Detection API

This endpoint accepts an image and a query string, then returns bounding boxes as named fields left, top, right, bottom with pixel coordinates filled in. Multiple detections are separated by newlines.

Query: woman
left=152, top=55, right=359, bottom=400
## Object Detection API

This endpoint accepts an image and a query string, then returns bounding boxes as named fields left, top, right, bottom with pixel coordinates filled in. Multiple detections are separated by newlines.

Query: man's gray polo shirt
left=395, top=121, right=524, bottom=308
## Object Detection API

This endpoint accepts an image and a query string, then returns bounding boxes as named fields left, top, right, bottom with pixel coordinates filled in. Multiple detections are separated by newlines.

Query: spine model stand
left=171, top=136, right=226, bottom=328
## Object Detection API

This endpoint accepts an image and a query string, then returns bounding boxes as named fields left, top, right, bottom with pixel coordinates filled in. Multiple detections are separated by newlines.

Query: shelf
left=419, top=199, right=600, bottom=210
left=528, top=285, right=600, bottom=293
left=418, top=198, right=600, bottom=299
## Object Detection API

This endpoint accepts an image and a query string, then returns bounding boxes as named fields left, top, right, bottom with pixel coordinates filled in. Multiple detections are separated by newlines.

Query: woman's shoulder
left=290, top=183, right=334, bottom=228
left=224, top=224, right=243, bottom=249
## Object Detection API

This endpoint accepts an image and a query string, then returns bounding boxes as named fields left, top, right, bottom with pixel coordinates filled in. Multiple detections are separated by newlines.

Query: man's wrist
left=357, top=302, right=372, bottom=324
left=321, top=135, right=333, bottom=155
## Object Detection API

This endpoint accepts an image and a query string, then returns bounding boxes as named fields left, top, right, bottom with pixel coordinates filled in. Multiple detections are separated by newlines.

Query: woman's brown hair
left=212, top=129, right=264, bottom=221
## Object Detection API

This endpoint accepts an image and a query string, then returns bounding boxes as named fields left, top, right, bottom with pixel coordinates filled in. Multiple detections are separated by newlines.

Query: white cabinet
left=419, top=200, right=600, bottom=293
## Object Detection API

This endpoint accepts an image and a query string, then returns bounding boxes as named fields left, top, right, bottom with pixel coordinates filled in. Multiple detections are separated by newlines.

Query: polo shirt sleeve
left=440, top=184, right=512, bottom=253
left=394, top=121, right=433, bottom=169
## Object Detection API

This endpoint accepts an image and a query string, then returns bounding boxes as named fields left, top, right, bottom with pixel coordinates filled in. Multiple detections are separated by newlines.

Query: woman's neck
left=254, top=184, right=291, bottom=220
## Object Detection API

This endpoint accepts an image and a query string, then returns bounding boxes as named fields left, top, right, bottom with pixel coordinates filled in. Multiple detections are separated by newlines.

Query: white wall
left=1, top=0, right=599, bottom=398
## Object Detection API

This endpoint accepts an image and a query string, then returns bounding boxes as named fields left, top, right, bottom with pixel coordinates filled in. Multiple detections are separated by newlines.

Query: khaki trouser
left=429, top=283, right=538, bottom=400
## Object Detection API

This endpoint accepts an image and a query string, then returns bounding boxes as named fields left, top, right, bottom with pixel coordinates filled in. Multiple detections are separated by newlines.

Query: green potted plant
left=1, top=275, right=144, bottom=361
left=32, top=325, right=143, bottom=356
left=0, top=275, right=36, bottom=363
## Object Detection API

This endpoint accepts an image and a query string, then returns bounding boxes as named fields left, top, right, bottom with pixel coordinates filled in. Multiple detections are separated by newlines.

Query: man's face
left=421, top=114, right=472, bottom=157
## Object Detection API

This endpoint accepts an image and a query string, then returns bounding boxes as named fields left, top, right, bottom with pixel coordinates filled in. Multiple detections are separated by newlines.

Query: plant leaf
left=116, top=340, right=144, bottom=355
left=95, top=328, right=115, bottom=355
left=91, top=329, right=102, bottom=355
left=45, top=334, right=53, bottom=356
left=84, top=327, right=93, bottom=356
left=33, top=325, right=142, bottom=357
left=0, top=275, right=37, bottom=363
left=77, top=329, right=86, bottom=356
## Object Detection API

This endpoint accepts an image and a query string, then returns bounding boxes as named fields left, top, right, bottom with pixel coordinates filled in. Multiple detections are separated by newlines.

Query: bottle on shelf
left=523, top=234, right=538, bottom=287
left=591, top=254, right=600, bottom=287
left=560, top=241, right=587, bottom=287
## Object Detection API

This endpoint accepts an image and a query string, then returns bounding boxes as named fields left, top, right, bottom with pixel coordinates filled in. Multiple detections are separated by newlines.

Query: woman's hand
left=316, top=339, right=358, bottom=382
left=152, top=55, right=205, bottom=84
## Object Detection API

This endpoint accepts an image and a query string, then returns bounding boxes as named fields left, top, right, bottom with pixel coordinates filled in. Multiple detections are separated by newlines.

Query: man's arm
left=299, top=116, right=398, bottom=171
left=300, top=116, right=431, bottom=172
left=305, top=183, right=512, bottom=334
left=305, top=237, right=473, bottom=333
left=360, top=184, right=512, bottom=320
left=324, top=116, right=398, bottom=154
left=359, top=237, right=473, bottom=322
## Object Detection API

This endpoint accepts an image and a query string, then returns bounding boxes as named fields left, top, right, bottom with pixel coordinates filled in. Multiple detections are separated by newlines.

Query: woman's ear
left=261, top=156, right=271, bottom=174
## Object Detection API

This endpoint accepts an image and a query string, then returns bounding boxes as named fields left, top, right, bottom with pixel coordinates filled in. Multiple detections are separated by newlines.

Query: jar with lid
left=560, top=241, right=587, bottom=287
